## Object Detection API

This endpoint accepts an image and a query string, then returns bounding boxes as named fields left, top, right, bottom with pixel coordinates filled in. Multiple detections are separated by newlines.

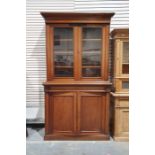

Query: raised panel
left=115, top=105, right=129, bottom=138
left=122, top=110, right=129, bottom=132
left=115, top=107, right=129, bottom=135
left=119, top=99, right=129, bottom=107
left=49, top=92, right=76, bottom=133
left=78, top=92, right=105, bottom=133
left=81, top=96, right=101, bottom=131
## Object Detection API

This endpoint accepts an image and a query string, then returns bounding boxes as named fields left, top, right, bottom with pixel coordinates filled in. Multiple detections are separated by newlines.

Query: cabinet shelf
left=82, top=49, right=101, bottom=52
left=82, top=51, right=100, bottom=54
left=83, top=39, right=101, bottom=41
left=54, top=52, right=73, bottom=54
left=54, top=39, right=72, bottom=41
left=55, top=66, right=73, bottom=68
left=82, top=66, right=100, bottom=68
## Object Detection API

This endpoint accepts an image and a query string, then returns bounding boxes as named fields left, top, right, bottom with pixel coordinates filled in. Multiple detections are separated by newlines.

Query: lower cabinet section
left=110, top=93, right=129, bottom=141
left=44, top=85, right=111, bottom=140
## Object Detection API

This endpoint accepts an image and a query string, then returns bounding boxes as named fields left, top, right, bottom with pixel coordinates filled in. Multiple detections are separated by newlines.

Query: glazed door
left=53, top=27, right=74, bottom=77
left=80, top=27, right=103, bottom=78
left=77, top=92, right=108, bottom=135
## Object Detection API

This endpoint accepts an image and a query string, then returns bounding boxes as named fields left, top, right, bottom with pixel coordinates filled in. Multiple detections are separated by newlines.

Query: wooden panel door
left=115, top=99, right=129, bottom=138
left=48, top=92, right=76, bottom=135
left=77, top=92, right=109, bottom=138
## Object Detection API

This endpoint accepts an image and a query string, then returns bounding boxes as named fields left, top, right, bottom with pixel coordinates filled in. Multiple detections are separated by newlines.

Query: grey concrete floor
left=26, top=128, right=129, bottom=155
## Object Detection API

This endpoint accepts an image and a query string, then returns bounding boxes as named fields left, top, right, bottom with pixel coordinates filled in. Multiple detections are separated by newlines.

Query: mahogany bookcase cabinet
left=41, top=12, right=114, bottom=140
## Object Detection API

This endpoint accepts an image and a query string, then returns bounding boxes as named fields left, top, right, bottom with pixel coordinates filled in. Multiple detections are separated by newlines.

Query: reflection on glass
left=82, top=27, right=102, bottom=77
left=83, top=40, right=101, bottom=51
left=54, top=40, right=73, bottom=51
left=83, top=28, right=102, bottom=39
left=122, top=81, right=129, bottom=89
left=54, top=55, right=73, bottom=66
left=54, top=28, right=74, bottom=77
left=54, top=28, right=73, bottom=39
left=82, top=68, right=101, bottom=77
left=82, top=54, right=100, bottom=66
left=122, top=42, right=129, bottom=74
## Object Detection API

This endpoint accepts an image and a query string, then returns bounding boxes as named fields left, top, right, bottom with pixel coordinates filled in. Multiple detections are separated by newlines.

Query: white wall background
left=26, top=0, right=129, bottom=123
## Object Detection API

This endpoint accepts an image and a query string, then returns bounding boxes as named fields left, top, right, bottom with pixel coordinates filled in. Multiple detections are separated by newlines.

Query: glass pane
left=54, top=28, right=74, bottom=77
left=83, top=28, right=102, bottom=39
left=54, top=40, right=73, bottom=51
left=122, top=81, right=129, bottom=89
left=122, top=42, right=129, bottom=74
left=54, top=55, right=73, bottom=66
left=54, top=28, right=72, bottom=39
left=82, top=68, right=101, bottom=77
left=82, top=27, right=102, bottom=77
left=82, top=54, right=101, bottom=66
left=83, top=40, right=101, bottom=51
left=55, top=68, right=73, bottom=77
left=122, top=64, right=129, bottom=74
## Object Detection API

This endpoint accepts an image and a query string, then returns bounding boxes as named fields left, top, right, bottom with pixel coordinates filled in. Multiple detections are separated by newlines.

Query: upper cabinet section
left=111, top=29, right=129, bottom=77
left=41, top=12, right=114, bottom=81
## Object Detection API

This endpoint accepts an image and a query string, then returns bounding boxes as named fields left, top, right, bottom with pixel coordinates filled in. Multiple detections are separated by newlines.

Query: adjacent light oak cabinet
left=111, top=29, right=129, bottom=141
left=41, top=12, right=114, bottom=140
